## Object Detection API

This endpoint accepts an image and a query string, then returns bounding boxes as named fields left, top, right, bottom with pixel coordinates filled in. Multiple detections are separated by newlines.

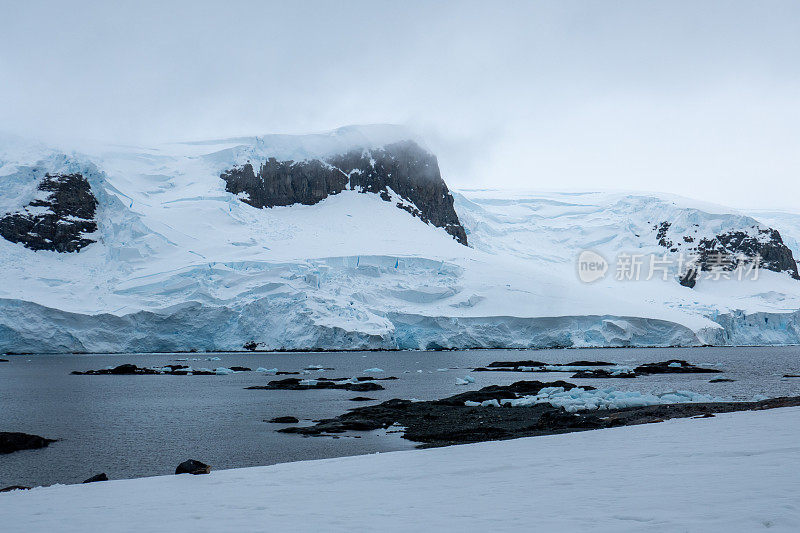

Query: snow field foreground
left=2, top=407, right=799, bottom=532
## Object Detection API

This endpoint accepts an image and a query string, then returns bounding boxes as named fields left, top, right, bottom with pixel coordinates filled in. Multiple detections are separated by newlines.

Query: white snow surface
left=2, top=127, right=800, bottom=351
left=2, top=407, right=798, bottom=532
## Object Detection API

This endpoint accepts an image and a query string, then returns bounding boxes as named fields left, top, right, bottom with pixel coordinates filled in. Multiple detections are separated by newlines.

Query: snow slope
left=1, top=127, right=800, bottom=352
left=2, top=407, right=799, bottom=532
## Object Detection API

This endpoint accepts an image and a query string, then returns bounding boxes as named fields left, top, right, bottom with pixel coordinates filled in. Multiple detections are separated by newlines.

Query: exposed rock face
left=220, top=141, right=468, bottom=245
left=679, top=267, right=698, bottom=288
left=82, top=473, right=108, bottom=483
left=0, top=173, right=98, bottom=252
left=654, top=221, right=799, bottom=280
left=695, top=229, right=799, bottom=280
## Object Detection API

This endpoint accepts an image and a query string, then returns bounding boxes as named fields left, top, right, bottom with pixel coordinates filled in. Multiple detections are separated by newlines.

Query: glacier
left=2, top=125, right=800, bottom=353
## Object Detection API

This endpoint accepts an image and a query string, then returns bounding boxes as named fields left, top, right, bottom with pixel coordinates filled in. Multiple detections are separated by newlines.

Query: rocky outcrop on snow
left=0, top=173, right=98, bottom=252
left=696, top=229, right=799, bottom=279
left=220, top=140, right=468, bottom=245
left=653, top=220, right=799, bottom=280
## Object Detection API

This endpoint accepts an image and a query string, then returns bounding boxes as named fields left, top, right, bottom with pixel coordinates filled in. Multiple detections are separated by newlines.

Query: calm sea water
left=2, top=346, right=800, bottom=487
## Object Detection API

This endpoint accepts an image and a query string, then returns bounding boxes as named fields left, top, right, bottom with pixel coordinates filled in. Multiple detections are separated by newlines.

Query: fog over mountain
left=2, top=1, right=800, bottom=209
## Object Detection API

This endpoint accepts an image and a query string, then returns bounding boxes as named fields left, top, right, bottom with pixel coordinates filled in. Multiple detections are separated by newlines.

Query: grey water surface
left=2, top=346, right=800, bottom=487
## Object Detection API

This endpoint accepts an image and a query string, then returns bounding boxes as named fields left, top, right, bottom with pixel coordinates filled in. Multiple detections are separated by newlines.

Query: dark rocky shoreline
left=473, top=359, right=720, bottom=379
left=278, top=379, right=800, bottom=447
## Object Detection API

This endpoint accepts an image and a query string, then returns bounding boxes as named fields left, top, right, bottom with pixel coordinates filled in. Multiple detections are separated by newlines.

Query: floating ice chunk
left=437, top=368, right=449, bottom=372
left=214, top=367, right=235, bottom=375
left=256, top=367, right=278, bottom=373
left=455, top=378, right=470, bottom=385
left=175, top=358, right=188, bottom=361
left=668, top=362, right=682, bottom=368
left=206, top=357, right=221, bottom=361
left=364, top=368, right=384, bottom=373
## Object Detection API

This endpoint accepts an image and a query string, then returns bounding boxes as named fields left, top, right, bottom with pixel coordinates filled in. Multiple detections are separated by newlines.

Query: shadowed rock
left=72, top=364, right=216, bottom=376
left=175, top=459, right=211, bottom=475
left=247, top=377, right=384, bottom=392
left=1, top=432, right=57, bottom=454
left=0, top=485, right=31, bottom=492
left=83, top=473, right=108, bottom=483
left=220, top=141, right=468, bottom=245
left=0, top=173, right=98, bottom=252
left=267, top=416, right=299, bottom=423
left=571, top=369, right=637, bottom=379
left=634, top=360, right=721, bottom=375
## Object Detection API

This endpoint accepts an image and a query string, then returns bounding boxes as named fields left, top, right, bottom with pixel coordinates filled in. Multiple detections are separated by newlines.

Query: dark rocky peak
left=221, top=140, right=468, bottom=245
left=653, top=219, right=799, bottom=282
left=695, top=228, right=799, bottom=280
left=0, top=173, right=98, bottom=252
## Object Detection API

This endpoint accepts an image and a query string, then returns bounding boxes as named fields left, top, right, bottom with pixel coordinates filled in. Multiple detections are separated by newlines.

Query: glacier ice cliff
left=1, top=126, right=800, bottom=353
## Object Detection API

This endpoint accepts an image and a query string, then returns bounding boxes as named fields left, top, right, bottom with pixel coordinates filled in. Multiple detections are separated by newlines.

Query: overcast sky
left=1, top=1, right=799, bottom=208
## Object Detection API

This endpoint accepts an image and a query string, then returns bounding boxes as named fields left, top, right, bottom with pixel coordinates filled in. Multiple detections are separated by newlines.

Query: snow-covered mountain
left=1, top=125, right=800, bottom=353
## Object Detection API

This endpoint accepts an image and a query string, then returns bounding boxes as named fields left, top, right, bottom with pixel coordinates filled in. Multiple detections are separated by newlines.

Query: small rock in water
left=267, top=416, right=299, bottom=423
left=1, top=431, right=57, bottom=454
left=175, top=459, right=211, bottom=475
left=784, top=374, right=800, bottom=378
left=709, top=378, right=736, bottom=383
left=634, top=360, right=721, bottom=375
left=229, top=366, right=251, bottom=372
left=83, top=473, right=108, bottom=483
left=0, top=358, right=8, bottom=362
left=0, top=485, right=31, bottom=492
left=350, top=397, right=376, bottom=402
left=247, top=377, right=384, bottom=392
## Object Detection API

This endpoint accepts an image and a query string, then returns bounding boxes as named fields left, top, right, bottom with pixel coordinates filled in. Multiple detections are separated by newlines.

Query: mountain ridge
left=1, top=127, right=800, bottom=352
